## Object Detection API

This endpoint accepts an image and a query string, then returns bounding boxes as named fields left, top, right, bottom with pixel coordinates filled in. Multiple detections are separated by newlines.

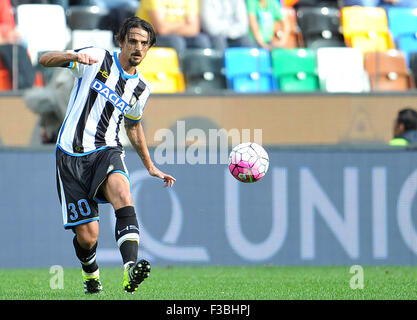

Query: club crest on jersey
left=129, top=94, right=138, bottom=107
left=91, top=79, right=128, bottom=112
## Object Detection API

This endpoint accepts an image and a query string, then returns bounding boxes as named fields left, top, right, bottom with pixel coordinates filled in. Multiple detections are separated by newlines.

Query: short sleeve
left=64, top=47, right=104, bottom=78
left=124, top=86, right=151, bottom=122
left=187, top=0, right=199, bottom=15
left=272, top=1, right=284, bottom=21
left=246, top=0, right=257, bottom=15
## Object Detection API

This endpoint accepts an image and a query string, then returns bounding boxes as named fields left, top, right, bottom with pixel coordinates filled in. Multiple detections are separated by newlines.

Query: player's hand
left=148, top=165, right=176, bottom=187
left=75, top=53, right=99, bottom=65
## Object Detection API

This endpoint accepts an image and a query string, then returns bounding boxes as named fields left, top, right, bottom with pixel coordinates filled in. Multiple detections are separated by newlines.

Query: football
left=228, top=142, right=269, bottom=183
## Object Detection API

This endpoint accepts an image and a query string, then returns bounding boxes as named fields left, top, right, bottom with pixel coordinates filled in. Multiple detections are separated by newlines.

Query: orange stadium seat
left=364, top=49, right=415, bottom=91
left=0, top=56, right=12, bottom=91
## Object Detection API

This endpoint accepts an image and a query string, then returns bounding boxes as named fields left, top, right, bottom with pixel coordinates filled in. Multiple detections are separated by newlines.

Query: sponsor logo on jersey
left=91, top=79, right=129, bottom=112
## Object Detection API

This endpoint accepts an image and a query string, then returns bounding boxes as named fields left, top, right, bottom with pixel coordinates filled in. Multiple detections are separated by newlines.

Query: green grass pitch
left=0, top=265, right=417, bottom=300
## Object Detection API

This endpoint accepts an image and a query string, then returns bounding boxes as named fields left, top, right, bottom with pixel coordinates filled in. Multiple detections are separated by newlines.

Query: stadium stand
left=224, top=47, right=276, bottom=93
left=66, top=5, right=109, bottom=30
left=409, top=52, right=417, bottom=85
left=387, top=7, right=417, bottom=65
left=69, top=29, right=114, bottom=51
left=271, top=48, right=319, bottom=92
left=138, top=47, right=185, bottom=93
left=15, top=4, right=71, bottom=64
left=4, top=0, right=417, bottom=95
left=342, top=0, right=380, bottom=5
left=181, top=48, right=227, bottom=94
left=296, top=6, right=345, bottom=49
left=364, top=49, right=415, bottom=91
left=316, top=47, right=370, bottom=92
left=0, top=54, right=12, bottom=91
left=341, top=6, right=395, bottom=53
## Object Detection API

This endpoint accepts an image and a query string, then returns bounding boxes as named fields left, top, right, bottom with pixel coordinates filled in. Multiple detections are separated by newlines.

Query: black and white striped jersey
left=56, top=47, right=151, bottom=156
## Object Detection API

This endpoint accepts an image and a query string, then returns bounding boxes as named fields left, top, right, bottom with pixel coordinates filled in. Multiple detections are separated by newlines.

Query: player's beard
left=129, top=53, right=142, bottom=67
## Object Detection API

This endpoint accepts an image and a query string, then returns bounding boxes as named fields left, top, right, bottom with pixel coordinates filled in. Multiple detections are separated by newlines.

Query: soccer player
left=39, top=16, right=176, bottom=294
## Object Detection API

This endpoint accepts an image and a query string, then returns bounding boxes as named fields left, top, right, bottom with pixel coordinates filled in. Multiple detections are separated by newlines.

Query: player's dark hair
left=397, top=108, right=417, bottom=131
left=115, top=16, right=156, bottom=48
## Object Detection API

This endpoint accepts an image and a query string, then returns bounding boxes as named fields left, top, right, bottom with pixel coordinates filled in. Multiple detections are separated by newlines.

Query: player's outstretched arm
left=38, top=51, right=99, bottom=67
left=125, top=119, right=176, bottom=187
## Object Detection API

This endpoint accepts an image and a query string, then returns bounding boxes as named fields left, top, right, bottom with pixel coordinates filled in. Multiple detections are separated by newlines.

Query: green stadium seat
left=271, top=48, right=319, bottom=92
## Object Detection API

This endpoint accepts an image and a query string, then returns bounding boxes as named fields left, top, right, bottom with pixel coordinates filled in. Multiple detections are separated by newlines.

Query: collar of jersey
left=113, top=51, right=139, bottom=80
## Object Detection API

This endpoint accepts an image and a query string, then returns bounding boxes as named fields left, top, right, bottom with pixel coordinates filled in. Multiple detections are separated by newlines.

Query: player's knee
left=75, top=225, right=99, bottom=249
left=116, top=189, right=132, bottom=207
left=77, top=233, right=98, bottom=249
left=109, top=189, right=132, bottom=209
left=105, top=173, right=132, bottom=208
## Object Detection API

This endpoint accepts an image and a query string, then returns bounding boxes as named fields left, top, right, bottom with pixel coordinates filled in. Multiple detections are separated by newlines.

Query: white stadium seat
left=316, top=47, right=371, bottom=93
left=16, top=4, right=71, bottom=65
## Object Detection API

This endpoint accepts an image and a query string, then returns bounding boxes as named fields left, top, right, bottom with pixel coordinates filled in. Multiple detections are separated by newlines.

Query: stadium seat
left=16, top=4, right=71, bottom=64
left=138, top=47, right=185, bottom=93
left=70, top=30, right=115, bottom=51
left=341, top=6, right=395, bottom=53
left=66, top=5, right=110, bottom=30
left=342, top=0, right=379, bottom=5
left=387, top=7, right=417, bottom=65
left=277, top=7, right=304, bottom=49
left=224, top=47, right=277, bottom=93
left=344, top=0, right=417, bottom=6
left=270, top=48, right=319, bottom=92
left=0, top=56, right=12, bottom=91
left=97, top=0, right=140, bottom=41
left=409, top=52, right=417, bottom=86
left=394, top=36, right=417, bottom=66
left=316, top=47, right=370, bottom=92
left=296, top=6, right=345, bottom=49
left=181, top=48, right=227, bottom=94
left=364, top=49, right=415, bottom=91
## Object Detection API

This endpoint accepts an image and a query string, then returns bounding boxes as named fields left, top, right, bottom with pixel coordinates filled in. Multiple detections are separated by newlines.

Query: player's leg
left=101, top=172, right=150, bottom=292
left=56, top=148, right=102, bottom=294
left=73, top=221, right=103, bottom=294
left=101, top=172, right=138, bottom=267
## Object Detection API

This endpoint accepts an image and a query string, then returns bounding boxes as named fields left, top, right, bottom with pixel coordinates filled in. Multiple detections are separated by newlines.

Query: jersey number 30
left=68, top=199, right=91, bottom=220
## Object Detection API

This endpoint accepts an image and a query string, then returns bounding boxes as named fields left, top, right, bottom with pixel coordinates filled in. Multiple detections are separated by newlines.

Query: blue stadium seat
left=224, top=48, right=277, bottom=93
left=388, top=8, right=417, bottom=42
left=387, top=7, right=417, bottom=64
left=344, top=0, right=417, bottom=7
left=343, top=0, right=379, bottom=6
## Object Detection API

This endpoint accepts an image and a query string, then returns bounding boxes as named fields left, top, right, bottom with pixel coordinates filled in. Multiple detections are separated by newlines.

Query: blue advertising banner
left=1, top=146, right=417, bottom=268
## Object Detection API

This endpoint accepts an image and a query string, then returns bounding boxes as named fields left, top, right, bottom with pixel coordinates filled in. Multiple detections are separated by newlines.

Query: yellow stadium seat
left=341, top=6, right=395, bottom=53
left=138, top=47, right=185, bottom=93
left=350, top=33, right=394, bottom=52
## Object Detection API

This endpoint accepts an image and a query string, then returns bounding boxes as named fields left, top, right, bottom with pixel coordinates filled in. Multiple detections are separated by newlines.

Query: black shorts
left=56, top=146, right=130, bottom=230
